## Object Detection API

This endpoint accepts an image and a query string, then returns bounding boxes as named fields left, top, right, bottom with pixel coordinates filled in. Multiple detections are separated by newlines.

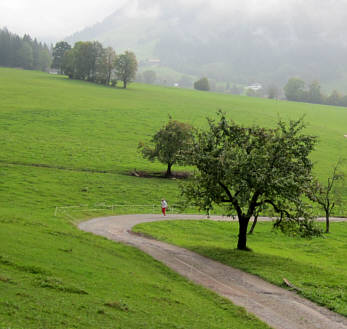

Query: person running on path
left=161, top=199, right=168, bottom=216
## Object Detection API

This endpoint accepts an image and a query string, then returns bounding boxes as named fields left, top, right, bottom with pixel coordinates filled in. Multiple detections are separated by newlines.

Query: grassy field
left=0, top=67, right=346, bottom=327
left=133, top=220, right=347, bottom=316
left=0, top=211, right=272, bottom=329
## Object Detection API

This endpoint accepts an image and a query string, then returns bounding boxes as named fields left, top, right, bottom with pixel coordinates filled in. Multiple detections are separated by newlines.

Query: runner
left=161, top=199, right=168, bottom=216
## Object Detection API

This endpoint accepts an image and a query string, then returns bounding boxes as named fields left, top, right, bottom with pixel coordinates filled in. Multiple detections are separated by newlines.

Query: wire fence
left=54, top=203, right=199, bottom=218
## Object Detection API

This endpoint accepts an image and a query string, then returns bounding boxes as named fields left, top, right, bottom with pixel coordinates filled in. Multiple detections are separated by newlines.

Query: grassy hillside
left=0, top=67, right=346, bottom=327
left=0, top=211, right=271, bottom=329
left=1, top=68, right=346, bottom=214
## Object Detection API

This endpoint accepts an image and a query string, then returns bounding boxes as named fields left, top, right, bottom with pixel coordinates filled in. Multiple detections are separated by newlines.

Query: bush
left=274, top=218, right=323, bottom=238
left=194, top=77, right=210, bottom=91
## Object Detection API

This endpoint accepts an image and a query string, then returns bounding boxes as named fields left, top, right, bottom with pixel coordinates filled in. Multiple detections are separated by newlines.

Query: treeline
left=52, top=41, right=138, bottom=88
left=284, top=78, right=347, bottom=107
left=0, top=28, right=51, bottom=71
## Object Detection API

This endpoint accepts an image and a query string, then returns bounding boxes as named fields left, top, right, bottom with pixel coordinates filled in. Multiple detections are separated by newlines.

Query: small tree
left=138, top=119, right=193, bottom=177
left=194, top=77, right=210, bottom=91
left=326, top=90, right=342, bottom=106
left=307, top=161, right=345, bottom=233
left=143, top=70, right=157, bottom=84
left=182, top=111, right=317, bottom=250
left=114, top=51, right=138, bottom=89
left=267, top=84, right=280, bottom=99
left=61, top=49, right=76, bottom=78
left=307, top=80, right=323, bottom=104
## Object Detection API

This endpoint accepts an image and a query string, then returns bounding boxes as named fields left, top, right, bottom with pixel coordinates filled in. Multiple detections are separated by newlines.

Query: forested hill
left=66, top=0, right=347, bottom=88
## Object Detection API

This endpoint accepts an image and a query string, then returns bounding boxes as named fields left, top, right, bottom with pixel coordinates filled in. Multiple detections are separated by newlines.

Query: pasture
left=0, top=67, right=346, bottom=327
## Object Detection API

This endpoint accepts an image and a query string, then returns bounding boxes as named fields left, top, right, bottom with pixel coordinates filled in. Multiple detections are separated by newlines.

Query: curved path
left=79, top=214, right=347, bottom=329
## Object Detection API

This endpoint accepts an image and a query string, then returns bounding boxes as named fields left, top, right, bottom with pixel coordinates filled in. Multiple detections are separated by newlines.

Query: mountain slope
left=67, top=1, right=347, bottom=88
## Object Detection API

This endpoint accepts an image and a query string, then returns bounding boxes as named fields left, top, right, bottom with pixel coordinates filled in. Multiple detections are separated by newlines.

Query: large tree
left=114, top=51, right=138, bottom=89
left=73, top=41, right=103, bottom=81
left=52, top=41, right=71, bottom=73
left=61, top=48, right=76, bottom=78
left=138, top=118, right=193, bottom=177
left=284, top=78, right=306, bottom=102
left=96, top=47, right=116, bottom=85
left=182, top=112, right=317, bottom=250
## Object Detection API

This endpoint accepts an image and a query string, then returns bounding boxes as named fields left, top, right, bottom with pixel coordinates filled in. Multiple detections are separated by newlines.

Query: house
left=245, top=83, right=263, bottom=91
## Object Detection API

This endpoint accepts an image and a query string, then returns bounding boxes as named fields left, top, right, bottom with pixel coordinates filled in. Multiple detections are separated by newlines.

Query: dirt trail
left=78, top=214, right=347, bottom=329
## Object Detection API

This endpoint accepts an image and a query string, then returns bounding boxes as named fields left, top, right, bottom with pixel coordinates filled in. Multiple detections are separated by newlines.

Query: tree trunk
left=123, top=80, right=127, bottom=89
left=106, top=72, right=111, bottom=86
left=166, top=163, right=172, bottom=177
left=237, top=216, right=250, bottom=250
left=248, top=215, right=258, bottom=234
left=325, top=209, right=330, bottom=233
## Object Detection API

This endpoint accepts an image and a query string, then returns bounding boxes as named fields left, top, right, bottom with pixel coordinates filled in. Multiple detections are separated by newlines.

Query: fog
left=0, top=0, right=127, bottom=40
left=2, top=0, right=347, bottom=41
left=2, top=0, right=347, bottom=87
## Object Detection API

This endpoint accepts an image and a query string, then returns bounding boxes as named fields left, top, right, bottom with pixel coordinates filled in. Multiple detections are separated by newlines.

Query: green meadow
left=0, top=67, right=346, bottom=328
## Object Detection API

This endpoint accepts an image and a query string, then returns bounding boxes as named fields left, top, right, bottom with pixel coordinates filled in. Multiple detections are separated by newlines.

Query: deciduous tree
left=182, top=111, right=317, bottom=250
left=52, top=41, right=71, bottom=73
left=96, top=47, right=116, bottom=85
left=284, top=78, right=306, bottom=101
left=114, top=51, right=138, bottom=89
left=138, top=118, right=193, bottom=177
left=307, top=80, right=323, bottom=104
left=194, top=77, right=210, bottom=91
left=307, top=161, right=345, bottom=233
left=143, top=70, right=157, bottom=84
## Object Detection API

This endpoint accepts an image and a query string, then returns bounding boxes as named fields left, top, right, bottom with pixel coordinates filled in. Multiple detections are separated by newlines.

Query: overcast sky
left=0, top=0, right=289, bottom=40
left=0, top=0, right=127, bottom=41
left=1, top=0, right=346, bottom=42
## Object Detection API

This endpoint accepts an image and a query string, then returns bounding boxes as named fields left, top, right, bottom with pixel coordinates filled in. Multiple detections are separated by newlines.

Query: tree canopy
left=182, top=112, right=317, bottom=250
left=114, top=51, right=138, bottom=89
left=284, top=78, right=306, bottom=101
left=194, top=77, right=210, bottom=91
left=58, top=41, right=121, bottom=87
left=283, top=77, right=347, bottom=107
left=52, top=41, right=71, bottom=73
left=138, top=118, right=193, bottom=177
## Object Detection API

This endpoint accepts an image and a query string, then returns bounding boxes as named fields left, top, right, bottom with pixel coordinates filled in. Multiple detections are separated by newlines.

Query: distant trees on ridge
left=284, top=77, right=347, bottom=107
left=0, top=28, right=51, bottom=71
left=53, top=41, right=138, bottom=88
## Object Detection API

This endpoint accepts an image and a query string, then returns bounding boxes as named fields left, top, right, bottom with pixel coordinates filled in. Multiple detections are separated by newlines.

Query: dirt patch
left=130, top=169, right=190, bottom=179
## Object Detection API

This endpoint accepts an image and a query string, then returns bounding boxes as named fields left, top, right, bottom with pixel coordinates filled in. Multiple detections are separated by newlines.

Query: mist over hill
left=66, top=0, right=347, bottom=88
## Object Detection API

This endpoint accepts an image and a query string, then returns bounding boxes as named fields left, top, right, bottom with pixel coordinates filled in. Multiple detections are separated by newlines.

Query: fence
left=54, top=203, right=187, bottom=217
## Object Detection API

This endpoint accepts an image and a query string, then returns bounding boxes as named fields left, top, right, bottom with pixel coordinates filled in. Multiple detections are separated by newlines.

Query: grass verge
left=133, top=220, right=347, bottom=316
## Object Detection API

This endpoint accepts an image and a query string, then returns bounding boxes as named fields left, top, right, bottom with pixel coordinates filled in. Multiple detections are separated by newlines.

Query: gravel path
left=78, top=214, right=347, bottom=329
